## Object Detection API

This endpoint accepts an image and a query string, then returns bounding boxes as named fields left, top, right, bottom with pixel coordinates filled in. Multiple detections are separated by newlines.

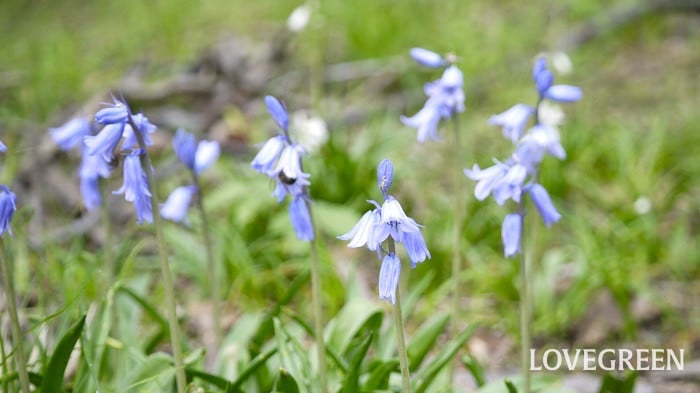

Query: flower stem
left=388, top=238, right=412, bottom=393
left=191, top=173, right=222, bottom=355
left=450, top=114, right=463, bottom=385
left=518, top=205, right=532, bottom=393
left=0, top=239, right=30, bottom=393
left=306, top=204, right=328, bottom=392
left=128, top=116, right=187, bottom=393
left=101, top=186, right=114, bottom=279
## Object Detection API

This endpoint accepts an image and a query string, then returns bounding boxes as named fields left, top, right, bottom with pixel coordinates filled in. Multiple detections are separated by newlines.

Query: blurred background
left=0, top=0, right=698, bottom=390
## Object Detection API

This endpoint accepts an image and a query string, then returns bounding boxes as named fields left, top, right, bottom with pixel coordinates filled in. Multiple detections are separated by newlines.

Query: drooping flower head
left=0, top=186, right=17, bottom=237
left=532, top=56, right=582, bottom=103
left=160, top=185, right=198, bottom=224
left=402, top=48, right=465, bottom=143
left=251, top=95, right=314, bottom=241
left=338, top=159, right=430, bottom=303
left=172, top=128, right=220, bottom=175
left=50, top=117, right=92, bottom=150
left=114, top=151, right=153, bottom=224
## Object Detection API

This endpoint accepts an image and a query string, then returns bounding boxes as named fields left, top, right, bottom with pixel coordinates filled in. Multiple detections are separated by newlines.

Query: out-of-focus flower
left=464, top=161, right=527, bottom=205
left=173, top=129, right=220, bottom=175
left=528, top=183, right=561, bottom=227
left=161, top=185, right=197, bottom=223
left=0, top=141, right=6, bottom=153
left=290, top=110, right=328, bottom=153
left=489, top=104, right=535, bottom=143
left=289, top=196, right=314, bottom=241
left=287, top=3, right=311, bottom=32
left=409, top=47, right=445, bottom=68
left=114, top=152, right=152, bottom=224
left=79, top=145, right=112, bottom=210
left=50, top=117, right=92, bottom=150
left=0, top=186, right=17, bottom=237
left=502, top=213, right=522, bottom=258
left=532, top=56, right=582, bottom=103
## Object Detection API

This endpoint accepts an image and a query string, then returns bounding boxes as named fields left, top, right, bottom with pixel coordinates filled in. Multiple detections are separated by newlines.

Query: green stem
left=388, top=238, right=412, bottom=393
left=518, top=208, right=532, bottom=393
left=307, top=205, right=327, bottom=392
left=0, top=326, right=10, bottom=393
left=0, top=239, right=30, bottom=393
left=191, top=173, right=222, bottom=353
left=101, top=186, right=114, bottom=279
left=450, top=114, right=463, bottom=385
left=128, top=116, right=187, bottom=393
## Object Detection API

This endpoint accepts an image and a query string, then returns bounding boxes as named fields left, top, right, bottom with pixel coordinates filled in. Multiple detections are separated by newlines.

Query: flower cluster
left=160, top=129, right=220, bottom=223
left=401, top=48, right=465, bottom=143
left=465, top=55, right=582, bottom=257
left=338, top=159, right=430, bottom=304
left=251, top=96, right=314, bottom=241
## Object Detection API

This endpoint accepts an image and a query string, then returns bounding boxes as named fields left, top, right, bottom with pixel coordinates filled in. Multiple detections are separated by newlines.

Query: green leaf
left=362, top=360, right=399, bottom=391
left=598, top=372, right=637, bottom=393
left=228, top=346, right=278, bottom=392
left=273, top=318, right=312, bottom=393
left=341, top=332, right=373, bottom=393
left=274, top=367, right=301, bottom=393
left=326, top=299, right=382, bottom=357
left=185, top=367, right=232, bottom=390
left=40, top=314, right=86, bottom=392
left=123, top=352, right=175, bottom=393
left=505, top=380, right=518, bottom=393
left=407, top=312, right=450, bottom=370
left=461, top=355, right=486, bottom=387
left=412, top=324, right=475, bottom=393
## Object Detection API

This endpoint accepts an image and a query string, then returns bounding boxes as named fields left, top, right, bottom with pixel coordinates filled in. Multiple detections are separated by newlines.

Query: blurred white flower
left=634, top=196, right=652, bottom=215
left=291, top=110, right=328, bottom=153
left=287, top=4, right=311, bottom=32
left=551, top=52, right=573, bottom=75
left=538, top=100, right=565, bottom=128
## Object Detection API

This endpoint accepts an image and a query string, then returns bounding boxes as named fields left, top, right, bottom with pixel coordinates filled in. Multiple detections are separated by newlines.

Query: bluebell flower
left=265, top=95, right=289, bottom=132
left=50, top=117, right=92, bottom=150
left=161, top=185, right=197, bottom=223
left=252, top=95, right=314, bottom=241
left=338, top=159, right=430, bottom=299
left=464, top=161, right=527, bottom=205
left=95, top=97, right=130, bottom=125
left=79, top=145, right=112, bottom=210
left=289, top=196, right=314, bottom=241
left=532, top=56, right=582, bottom=103
left=489, top=104, right=535, bottom=143
left=409, top=47, right=445, bottom=68
left=173, top=129, right=220, bottom=175
left=378, top=253, right=401, bottom=304
left=114, top=152, right=153, bottom=224
left=502, top=213, right=522, bottom=258
left=0, top=186, right=17, bottom=237
left=528, top=183, right=561, bottom=227
left=0, top=141, right=6, bottom=153
left=402, top=58, right=465, bottom=143
left=522, top=124, right=566, bottom=160
left=121, top=113, right=157, bottom=151
left=84, top=122, right=126, bottom=162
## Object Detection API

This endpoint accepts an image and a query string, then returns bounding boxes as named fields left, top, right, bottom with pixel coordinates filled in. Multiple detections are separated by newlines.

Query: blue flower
left=121, top=113, right=157, bottom=151
left=401, top=229, right=431, bottom=267
left=289, top=196, right=314, bottom=241
left=114, top=152, right=152, bottom=224
left=378, top=253, right=401, bottom=304
left=79, top=145, right=112, bottom=210
left=409, top=47, right=445, bottom=68
left=84, top=122, right=126, bottom=162
left=464, top=161, right=527, bottom=205
left=532, top=56, right=582, bottom=103
left=50, top=117, right=92, bottom=150
left=528, top=183, right=561, bottom=227
left=489, top=104, right=535, bottom=143
left=0, top=186, right=17, bottom=237
left=522, top=124, right=566, bottom=160
left=80, top=176, right=102, bottom=211
left=251, top=135, right=287, bottom=176
left=502, top=213, right=522, bottom=258
left=0, top=141, right=6, bottom=153
left=377, top=158, right=394, bottom=198
left=161, top=185, right=197, bottom=223
left=337, top=206, right=383, bottom=250
left=265, top=95, right=289, bottom=132
left=173, top=129, right=220, bottom=175
left=402, top=62, right=465, bottom=143
left=95, top=97, right=130, bottom=125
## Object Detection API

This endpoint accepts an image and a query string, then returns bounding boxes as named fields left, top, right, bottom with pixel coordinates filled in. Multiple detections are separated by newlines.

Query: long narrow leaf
left=412, top=324, right=475, bottom=393
left=340, top=332, right=373, bottom=393
left=40, top=315, right=86, bottom=392
left=228, top=346, right=278, bottom=392
left=407, top=312, right=450, bottom=370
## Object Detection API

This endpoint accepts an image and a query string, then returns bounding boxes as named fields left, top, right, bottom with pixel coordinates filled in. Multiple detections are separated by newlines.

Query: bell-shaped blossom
left=489, top=104, right=535, bottom=143
left=161, top=185, right=197, bottom=223
left=78, top=146, right=112, bottom=210
left=502, top=213, right=522, bottom=258
left=274, top=144, right=307, bottom=181
left=381, top=196, right=421, bottom=237
left=409, top=47, right=445, bottom=68
left=0, top=141, right=6, bottom=152
left=402, top=63, right=465, bottom=143
left=378, top=253, right=401, bottom=304
left=377, top=159, right=394, bottom=197
left=523, top=124, right=566, bottom=160
left=464, top=161, right=527, bottom=205
left=402, top=230, right=431, bottom=267
left=528, top=183, right=561, bottom=227
left=121, top=113, right=157, bottom=150
left=265, top=95, right=289, bottom=132
left=338, top=206, right=383, bottom=250
left=289, top=196, right=314, bottom=241
left=0, top=186, right=17, bottom=237
left=50, top=117, right=92, bottom=150
left=80, top=176, right=102, bottom=211
left=114, top=152, right=152, bottom=224
left=95, top=98, right=130, bottom=125
left=84, top=122, right=126, bottom=162
left=532, top=56, right=582, bottom=103
left=173, top=129, right=220, bottom=175
left=251, top=135, right=287, bottom=176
